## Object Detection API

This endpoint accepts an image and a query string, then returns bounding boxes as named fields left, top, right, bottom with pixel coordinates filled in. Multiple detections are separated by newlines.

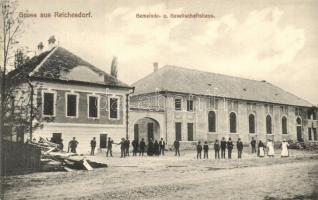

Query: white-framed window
left=175, top=98, right=182, bottom=111
left=42, top=91, right=56, bottom=117
left=229, top=112, right=237, bottom=133
left=65, top=93, right=79, bottom=118
left=187, top=99, right=193, bottom=112
left=249, top=113, right=256, bottom=134
left=109, top=96, right=119, bottom=120
left=87, top=95, right=99, bottom=119
left=282, top=116, right=288, bottom=134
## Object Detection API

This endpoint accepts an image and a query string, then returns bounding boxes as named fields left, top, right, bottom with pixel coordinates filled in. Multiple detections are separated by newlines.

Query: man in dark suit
left=220, top=137, right=227, bottom=159
left=106, top=137, right=113, bottom=157
left=227, top=137, right=233, bottom=159
left=251, top=137, right=256, bottom=154
left=124, top=139, right=130, bottom=157
left=139, top=138, right=146, bottom=156
left=174, top=140, right=180, bottom=156
left=90, top=137, right=96, bottom=156
left=132, top=139, right=138, bottom=156
left=159, top=138, right=165, bottom=155
left=214, top=139, right=220, bottom=159
left=237, top=138, right=244, bottom=159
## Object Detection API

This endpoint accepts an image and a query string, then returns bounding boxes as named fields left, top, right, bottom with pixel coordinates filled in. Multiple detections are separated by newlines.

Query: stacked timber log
left=27, top=137, right=107, bottom=172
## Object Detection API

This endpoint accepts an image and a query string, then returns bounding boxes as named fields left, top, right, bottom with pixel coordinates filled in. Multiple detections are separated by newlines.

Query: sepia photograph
left=0, top=0, right=317, bottom=199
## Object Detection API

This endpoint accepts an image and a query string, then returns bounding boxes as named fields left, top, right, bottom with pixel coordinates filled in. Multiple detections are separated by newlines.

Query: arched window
left=229, top=112, right=237, bottom=133
left=266, top=115, right=272, bottom=134
left=296, top=117, right=302, bottom=142
left=249, top=114, right=255, bottom=133
left=282, top=116, right=288, bottom=134
left=208, top=111, right=216, bottom=132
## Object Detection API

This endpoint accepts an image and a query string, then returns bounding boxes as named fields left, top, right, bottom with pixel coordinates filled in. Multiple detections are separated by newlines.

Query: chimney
left=48, top=35, right=56, bottom=49
left=37, top=42, right=44, bottom=54
left=153, top=62, right=158, bottom=72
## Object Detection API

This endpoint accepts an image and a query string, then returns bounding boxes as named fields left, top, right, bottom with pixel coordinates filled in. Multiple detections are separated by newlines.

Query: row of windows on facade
left=207, top=111, right=301, bottom=134
left=43, top=92, right=119, bottom=119
left=174, top=99, right=316, bottom=120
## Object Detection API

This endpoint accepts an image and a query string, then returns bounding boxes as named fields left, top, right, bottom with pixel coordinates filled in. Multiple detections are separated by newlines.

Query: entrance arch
left=133, top=117, right=160, bottom=144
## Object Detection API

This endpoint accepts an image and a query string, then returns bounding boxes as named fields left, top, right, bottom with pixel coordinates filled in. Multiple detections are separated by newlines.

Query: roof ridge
left=265, top=81, right=313, bottom=106
left=163, top=65, right=268, bottom=84
left=29, top=46, right=59, bottom=76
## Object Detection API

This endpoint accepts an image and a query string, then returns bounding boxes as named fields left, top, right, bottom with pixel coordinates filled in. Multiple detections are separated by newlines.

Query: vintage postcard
left=0, top=0, right=317, bottom=199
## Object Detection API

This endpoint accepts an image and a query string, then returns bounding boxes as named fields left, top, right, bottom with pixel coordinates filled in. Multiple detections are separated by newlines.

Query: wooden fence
left=2, top=140, right=41, bottom=175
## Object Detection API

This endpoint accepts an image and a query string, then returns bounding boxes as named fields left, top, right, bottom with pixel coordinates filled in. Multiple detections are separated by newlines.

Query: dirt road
left=3, top=151, right=318, bottom=200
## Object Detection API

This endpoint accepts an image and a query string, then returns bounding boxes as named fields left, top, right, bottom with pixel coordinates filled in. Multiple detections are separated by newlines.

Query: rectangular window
left=314, top=128, right=317, bottom=141
left=88, top=96, right=98, bottom=118
left=66, top=94, right=78, bottom=117
left=43, top=92, right=54, bottom=116
left=175, top=98, right=182, bottom=111
left=308, top=128, right=312, bottom=141
left=187, top=100, right=193, bottom=111
left=175, top=122, right=182, bottom=141
left=187, top=123, right=194, bottom=141
left=109, top=97, right=118, bottom=119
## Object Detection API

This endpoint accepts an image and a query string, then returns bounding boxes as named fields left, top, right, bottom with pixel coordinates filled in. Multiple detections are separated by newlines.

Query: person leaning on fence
left=214, top=139, right=220, bottom=159
left=139, top=138, right=146, bottom=156
left=174, top=140, right=180, bottom=156
left=106, top=137, right=113, bottom=157
left=237, top=138, right=243, bottom=159
left=203, top=141, right=209, bottom=159
left=220, top=137, right=227, bottom=159
left=90, top=137, right=96, bottom=156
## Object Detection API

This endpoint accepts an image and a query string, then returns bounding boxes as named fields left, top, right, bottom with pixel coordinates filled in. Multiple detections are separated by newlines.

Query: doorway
left=187, top=123, right=193, bottom=141
left=176, top=122, right=182, bottom=141
left=100, top=133, right=107, bottom=148
left=148, top=123, right=154, bottom=142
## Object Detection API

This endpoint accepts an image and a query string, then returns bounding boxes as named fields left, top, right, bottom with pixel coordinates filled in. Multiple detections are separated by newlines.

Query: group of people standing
left=88, top=136, right=290, bottom=159
left=196, top=137, right=244, bottom=159
left=252, top=137, right=290, bottom=158
left=100, top=137, right=166, bottom=158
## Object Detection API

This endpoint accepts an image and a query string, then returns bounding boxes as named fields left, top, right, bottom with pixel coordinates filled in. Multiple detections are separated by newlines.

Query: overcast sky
left=17, top=0, right=318, bottom=104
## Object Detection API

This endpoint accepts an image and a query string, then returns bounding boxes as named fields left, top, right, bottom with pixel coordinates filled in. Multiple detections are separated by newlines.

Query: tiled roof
left=8, top=46, right=130, bottom=88
left=132, top=65, right=313, bottom=107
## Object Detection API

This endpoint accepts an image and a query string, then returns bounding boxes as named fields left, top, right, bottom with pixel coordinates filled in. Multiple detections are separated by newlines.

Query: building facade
left=130, top=65, right=317, bottom=147
left=8, top=46, right=133, bottom=153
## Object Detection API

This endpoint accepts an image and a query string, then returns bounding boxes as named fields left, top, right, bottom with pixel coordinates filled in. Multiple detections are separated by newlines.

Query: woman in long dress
left=258, top=140, right=265, bottom=157
left=281, top=139, right=289, bottom=157
left=266, top=139, right=275, bottom=157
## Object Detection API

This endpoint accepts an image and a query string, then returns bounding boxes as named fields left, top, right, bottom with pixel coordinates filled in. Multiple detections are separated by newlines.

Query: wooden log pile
left=27, top=137, right=107, bottom=172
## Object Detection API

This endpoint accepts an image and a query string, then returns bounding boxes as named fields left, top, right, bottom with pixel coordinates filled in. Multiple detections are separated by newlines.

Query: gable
left=61, top=65, right=104, bottom=83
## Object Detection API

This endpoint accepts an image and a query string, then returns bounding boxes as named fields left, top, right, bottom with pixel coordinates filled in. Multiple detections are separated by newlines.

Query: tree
left=14, top=48, right=29, bottom=68
left=0, top=0, right=23, bottom=177
left=110, top=56, right=118, bottom=78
